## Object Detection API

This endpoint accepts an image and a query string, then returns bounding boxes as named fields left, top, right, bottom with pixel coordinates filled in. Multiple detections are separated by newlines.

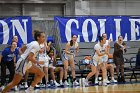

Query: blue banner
left=0, top=16, right=32, bottom=44
left=54, top=16, right=140, bottom=42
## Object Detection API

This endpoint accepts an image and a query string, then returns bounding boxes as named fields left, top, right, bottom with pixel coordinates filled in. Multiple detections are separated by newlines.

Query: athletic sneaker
left=84, top=79, right=89, bottom=87
left=14, top=86, right=18, bottom=91
left=25, top=87, right=34, bottom=93
left=106, top=79, right=110, bottom=84
left=110, top=79, right=117, bottom=83
left=24, top=82, right=28, bottom=88
left=60, top=81, right=63, bottom=86
left=102, top=81, right=107, bottom=86
left=73, top=80, right=79, bottom=86
left=45, top=83, right=50, bottom=88
left=35, top=84, right=40, bottom=88
left=1, top=86, right=5, bottom=90
left=95, top=80, right=99, bottom=84
left=64, top=81, right=69, bottom=86
left=54, top=81, right=60, bottom=87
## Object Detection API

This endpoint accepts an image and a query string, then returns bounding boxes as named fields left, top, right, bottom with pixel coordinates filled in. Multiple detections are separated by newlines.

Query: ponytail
left=70, top=40, right=73, bottom=46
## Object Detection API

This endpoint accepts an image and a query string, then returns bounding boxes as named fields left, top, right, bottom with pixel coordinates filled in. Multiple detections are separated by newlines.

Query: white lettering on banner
left=82, top=19, right=98, bottom=42
left=129, top=19, right=140, bottom=41
left=114, top=19, right=122, bottom=40
left=11, top=19, right=28, bottom=43
left=65, top=19, right=79, bottom=42
left=0, top=20, right=10, bottom=44
left=98, top=19, right=106, bottom=36
left=109, top=33, right=113, bottom=41
left=64, top=17, right=140, bottom=42
left=124, top=33, right=128, bottom=41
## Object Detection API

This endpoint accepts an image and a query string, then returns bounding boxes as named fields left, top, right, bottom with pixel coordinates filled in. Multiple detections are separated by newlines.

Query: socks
left=60, top=80, right=62, bottom=83
left=54, top=80, right=57, bottom=84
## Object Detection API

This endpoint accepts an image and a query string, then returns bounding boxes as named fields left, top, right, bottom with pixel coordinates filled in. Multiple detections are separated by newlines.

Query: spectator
left=12, top=35, right=22, bottom=48
left=0, top=41, right=19, bottom=90
left=48, top=49, right=64, bottom=86
left=113, top=35, right=127, bottom=83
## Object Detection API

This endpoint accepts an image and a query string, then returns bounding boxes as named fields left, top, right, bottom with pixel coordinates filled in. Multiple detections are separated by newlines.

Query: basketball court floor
left=5, top=83, right=140, bottom=93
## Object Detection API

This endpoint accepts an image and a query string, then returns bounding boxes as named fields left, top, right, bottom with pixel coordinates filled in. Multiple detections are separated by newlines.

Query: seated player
left=48, top=46, right=63, bottom=87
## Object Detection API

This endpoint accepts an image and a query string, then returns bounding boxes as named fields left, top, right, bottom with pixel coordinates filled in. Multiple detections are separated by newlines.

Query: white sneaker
left=24, top=83, right=28, bottom=88
left=60, top=81, right=63, bottom=86
left=14, top=86, right=18, bottom=91
left=0, top=86, right=5, bottom=92
left=35, top=84, right=40, bottom=87
left=1, top=86, right=5, bottom=90
left=84, top=79, right=89, bottom=86
left=54, top=81, right=60, bottom=87
left=95, top=80, right=99, bottom=84
left=64, top=81, right=69, bottom=86
left=39, top=83, right=45, bottom=87
left=73, top=80, right=79, bottom=86
left=45, top=83, right=50, bottom=88
left=106, top=79, right=110, bottom=84
left=25, top=87, right=34, bottom=93
left=24, top=84, right=28, bottom=88
left=102, top=81, right=107, bottom=86
left=110, top=79, right=117, bottom=83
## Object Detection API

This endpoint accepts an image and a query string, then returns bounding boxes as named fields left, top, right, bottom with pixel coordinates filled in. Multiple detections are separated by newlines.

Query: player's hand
left=72, top=53, right=75, bottom=57
left=48, top=41, right=52, bottom=46
left=39, top=48, right=45, bottom=53
left=105, top=49, right=108, bottom=54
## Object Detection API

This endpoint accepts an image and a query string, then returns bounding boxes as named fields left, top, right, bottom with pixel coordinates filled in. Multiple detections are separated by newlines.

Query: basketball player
left=63, top=35, right=79, bottom=86
left=93, top=36, right=108, bottom=86
left=48, top=48, right=64, bottom=86
left=83, top=56, right=97, bottom=86
left=35, top=42, right=51, bottom=87
left=101, top=33, right=117, bottom=83
left=1, top=31, right=45, bottom=93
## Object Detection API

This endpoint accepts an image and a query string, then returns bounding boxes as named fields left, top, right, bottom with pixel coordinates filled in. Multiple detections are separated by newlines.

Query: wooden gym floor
left=6, top=83, right=140, bottom=93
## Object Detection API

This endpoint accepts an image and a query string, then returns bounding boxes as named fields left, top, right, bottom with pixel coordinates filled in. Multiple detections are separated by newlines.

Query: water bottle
left=68, top=78, right=71, bottom=86
left=82, top=78, right=85, bottom=87
left=79, top=78, right=82, bottom=87
left=99, top=81, right=102, bottom=86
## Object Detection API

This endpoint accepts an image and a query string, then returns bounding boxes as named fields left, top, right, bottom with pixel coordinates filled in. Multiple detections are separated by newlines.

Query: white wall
left=75, top=0, right=140, bottom=15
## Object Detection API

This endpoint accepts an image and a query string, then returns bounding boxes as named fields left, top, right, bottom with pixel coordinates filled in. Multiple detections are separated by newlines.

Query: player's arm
left=64, top=43, right=73, bottom=55
left=20, top=44, right=27, bottom=54
left=96, top=49, right=106, bottom=56
left=45, top=41, right=52, bottom=52
left=123, top=42, right=127, bottom=52
left=28, top=52, right=44, bottom=65
left=76, top=44, right=79, bottom=53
